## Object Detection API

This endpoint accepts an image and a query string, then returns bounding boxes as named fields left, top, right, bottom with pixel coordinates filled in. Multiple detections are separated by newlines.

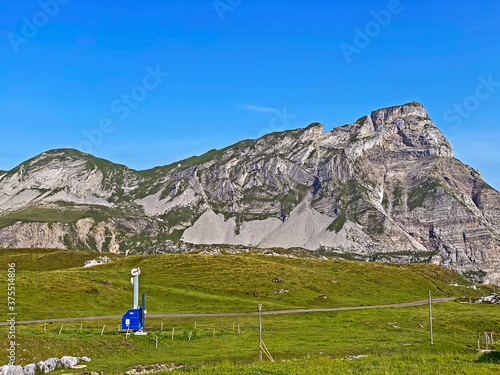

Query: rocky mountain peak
left=305, top=122, right=325, bottom=133
left=370, top=101, right=429, bottom=129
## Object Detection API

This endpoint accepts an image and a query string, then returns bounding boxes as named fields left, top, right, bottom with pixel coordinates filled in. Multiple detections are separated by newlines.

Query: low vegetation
left=0, top=248, right=497, bottom=374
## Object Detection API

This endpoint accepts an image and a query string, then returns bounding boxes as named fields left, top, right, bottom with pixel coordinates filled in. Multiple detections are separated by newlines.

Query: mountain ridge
left=0, top=101, right=499, bottom=283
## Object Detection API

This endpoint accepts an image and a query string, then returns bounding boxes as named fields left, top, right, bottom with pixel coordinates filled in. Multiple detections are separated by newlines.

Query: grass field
left=0, top=248, right=498, bottom=374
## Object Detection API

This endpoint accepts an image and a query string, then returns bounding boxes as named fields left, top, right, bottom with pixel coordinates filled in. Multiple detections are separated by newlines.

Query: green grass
left=0, top=248, right=496, bottom=374
left=1, top=303, right=498, bottom=374
left=0, top=248, right=489, bottom=321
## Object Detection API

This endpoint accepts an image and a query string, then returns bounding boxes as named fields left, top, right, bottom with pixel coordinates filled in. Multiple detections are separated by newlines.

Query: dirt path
left=1, top=297, right=455, bottom=325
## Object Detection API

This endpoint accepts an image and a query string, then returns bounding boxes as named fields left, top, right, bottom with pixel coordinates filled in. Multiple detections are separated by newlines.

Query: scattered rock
left=37, top=358, right=62, bottom=373
left=273, top=289, right=289, bottom=294
left=60, top=356, right=79, bottom=368
left=418, top=324, right=424, bottom=328
left=23, top=364, right=36, bottom=375
left=272, top=277, right=284, bottom=283
left=332, top=280, right=339, bottom=284
left=84, top=256, right=112, bottom=268
left=318, top=295, right=327, bottom=300
left=0, top=365, right=24, bottom=375
left=13, top=356, right=92, bottom=375
left=475, top=294, right=500, bottom=304
left=125, top=363, right=189, bottom=374
left=343, top=355, right=368, bottom=360
left=100, top=280, right=112, bottom=286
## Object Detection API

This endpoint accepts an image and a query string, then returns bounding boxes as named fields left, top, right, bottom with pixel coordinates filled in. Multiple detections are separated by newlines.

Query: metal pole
left=258, top=304, right=262, bottom=362
left=133, top=275, right=139, bottom=309
left=142, top=293, right=145, bottom=332
left=429, top=290, right=433, bottom=345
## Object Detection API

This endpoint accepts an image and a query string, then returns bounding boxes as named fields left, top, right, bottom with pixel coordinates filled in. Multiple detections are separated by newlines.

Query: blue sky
left=0, top=0, right=499, bottom=189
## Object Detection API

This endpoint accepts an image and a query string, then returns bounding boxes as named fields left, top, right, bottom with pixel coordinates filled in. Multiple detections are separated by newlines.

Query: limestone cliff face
left=0, top=102, right=498, bottom=282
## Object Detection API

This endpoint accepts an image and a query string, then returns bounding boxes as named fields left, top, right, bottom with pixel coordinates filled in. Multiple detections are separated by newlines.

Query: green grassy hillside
left=0, top=248, right=489, bottom=320
left=0, top=248, right=497, bottom=374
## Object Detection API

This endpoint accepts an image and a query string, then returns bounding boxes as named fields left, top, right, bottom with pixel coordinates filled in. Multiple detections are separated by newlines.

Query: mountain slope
left=0, top=102, right=498, bottom=282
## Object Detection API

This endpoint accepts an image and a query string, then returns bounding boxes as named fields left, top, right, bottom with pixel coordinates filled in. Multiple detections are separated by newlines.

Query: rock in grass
left=22, top=364, right=37, bottom=375
left=37, top=358, right=62, bottom=373
left=0, top=365, right=24, bottom=375
left=60, top=357, right=79, bottom=368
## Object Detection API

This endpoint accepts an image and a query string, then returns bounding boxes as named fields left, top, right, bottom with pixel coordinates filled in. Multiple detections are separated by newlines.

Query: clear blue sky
left=1, top=0, right=499, bottom=189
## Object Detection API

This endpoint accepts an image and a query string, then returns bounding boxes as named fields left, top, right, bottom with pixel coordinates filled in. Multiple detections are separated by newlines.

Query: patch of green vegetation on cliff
left=177, top=148, right=223, bottom=168
left=382, top=191, right=389, bottom=209
left=0, top=207, right=89, bottom=224
left=355, top=116, right=369, bottom=126
left=408, top=180, right=439, bottom=211
left=463, top=270, right=488, bottom=284
left=326, top=212, right=346, bottom=233
left=159, top=182, right=177, bottom=200
left=118, top=230, right=176, bottom=254
left=393, top=186, right=403, bottom=206
left=159, top=206, right=199, bottom=228
left=366, top=211, right=385, bottom=235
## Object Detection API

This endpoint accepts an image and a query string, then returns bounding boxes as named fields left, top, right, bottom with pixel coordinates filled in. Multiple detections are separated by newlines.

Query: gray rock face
left=0, top=102, right=498, bottom=281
